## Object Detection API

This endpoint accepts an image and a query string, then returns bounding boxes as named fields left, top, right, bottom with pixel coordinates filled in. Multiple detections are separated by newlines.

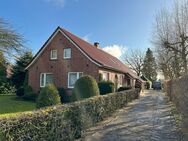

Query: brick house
left=25, top=27, right=142, bottom=94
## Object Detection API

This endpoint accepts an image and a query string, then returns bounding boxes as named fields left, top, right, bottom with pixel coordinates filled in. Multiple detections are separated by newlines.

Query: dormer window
left=64, top=48, right=71, bottom=59
left=50, top=50, right=57, bottom=60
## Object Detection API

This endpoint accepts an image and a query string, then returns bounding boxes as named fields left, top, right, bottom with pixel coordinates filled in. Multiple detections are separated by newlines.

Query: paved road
left=79, top=90, right=183, bottom=141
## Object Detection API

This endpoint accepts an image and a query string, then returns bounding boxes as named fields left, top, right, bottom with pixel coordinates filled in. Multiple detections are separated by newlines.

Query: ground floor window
left=68, top=72, right=83, bottom=88
left=102, top=72, right=109, bottom=81
left=119, top=75, right=123, bottom=86
left=40, top=73, right=53, bottom=87
left=127, top=79, right=131, bottom=86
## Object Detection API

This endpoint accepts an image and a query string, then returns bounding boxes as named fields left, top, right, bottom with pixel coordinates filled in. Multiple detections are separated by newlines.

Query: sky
left=0, top=0, right=174, bottom=59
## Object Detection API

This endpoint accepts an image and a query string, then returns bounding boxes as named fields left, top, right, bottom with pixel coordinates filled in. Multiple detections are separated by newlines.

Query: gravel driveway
left=79, top=90, right=184, bottom=141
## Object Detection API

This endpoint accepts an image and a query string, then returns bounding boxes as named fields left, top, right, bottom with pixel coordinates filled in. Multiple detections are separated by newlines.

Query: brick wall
left=28, top=31, right=99, bottom=92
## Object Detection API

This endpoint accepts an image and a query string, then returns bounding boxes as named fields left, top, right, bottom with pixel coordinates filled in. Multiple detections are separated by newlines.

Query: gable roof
left=25, top=27, right=141, bottom=81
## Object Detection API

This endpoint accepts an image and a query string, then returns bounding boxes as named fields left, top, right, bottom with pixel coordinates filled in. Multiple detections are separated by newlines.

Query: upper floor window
left=50, top=50, right=57, bottom=60
left=64, top=48, right=71, bottom=59
left=40, top=73, right=53, bottom=87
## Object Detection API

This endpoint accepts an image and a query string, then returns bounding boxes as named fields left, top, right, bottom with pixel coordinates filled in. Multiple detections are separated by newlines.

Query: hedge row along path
left=79, top=90, right=184, bottom=141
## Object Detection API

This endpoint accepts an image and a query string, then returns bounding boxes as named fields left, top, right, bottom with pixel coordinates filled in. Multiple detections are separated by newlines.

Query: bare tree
left=0, top=18, right=24, bottom=58
left=152, top=0, right=188, bottom=79
left=124, top=49, right=144, bottom=76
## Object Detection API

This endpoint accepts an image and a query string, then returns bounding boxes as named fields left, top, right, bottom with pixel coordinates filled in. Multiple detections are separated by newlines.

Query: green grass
left=0, top=95, right=36, bottom=115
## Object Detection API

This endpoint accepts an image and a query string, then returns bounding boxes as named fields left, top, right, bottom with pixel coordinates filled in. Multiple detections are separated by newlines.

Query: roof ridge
left=60, top=27, right=96, bottom=47
left=60, top=27, right=126, bottom=65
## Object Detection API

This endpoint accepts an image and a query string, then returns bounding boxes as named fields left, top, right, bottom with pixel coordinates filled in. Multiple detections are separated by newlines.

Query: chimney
left=94, top=42, right=100, bottom=48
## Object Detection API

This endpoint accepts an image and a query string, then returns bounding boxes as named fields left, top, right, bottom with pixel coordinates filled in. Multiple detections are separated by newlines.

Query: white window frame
left=63, top=48, right=71, bottom=59
left=50, top=50, right=57, bottom=60
left=40, top=73, right=53, bottom=87
left=68, top=72, right=83, bottom=88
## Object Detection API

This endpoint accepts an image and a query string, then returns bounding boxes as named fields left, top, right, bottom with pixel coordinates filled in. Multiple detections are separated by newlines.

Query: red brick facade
left=27, top=28, right=137, bottom=93
left=28, top=32, right=101, bottom=93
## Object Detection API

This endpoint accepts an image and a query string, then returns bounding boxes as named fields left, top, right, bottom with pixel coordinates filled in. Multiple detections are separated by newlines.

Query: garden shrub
left=71, top=75, right=99, bottom=101
left=117, top=86, right=132, bottom=92
left=98, top=81, right=115, bottom=95
left=23, top=85, right=37, bottom=101
left=0, top=82, right=16, bottom=95
left=16, top=86, right=24, bottom=97
left=58, top=87, right=71, bottom=103
left=145, top=81, right=150, bottom=89
left=0, top=89, right=140, bottom=141
left=36, top=84, right=61, bottom=108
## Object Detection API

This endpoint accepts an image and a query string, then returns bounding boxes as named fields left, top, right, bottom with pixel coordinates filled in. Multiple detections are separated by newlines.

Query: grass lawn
left=0, top=95, right=36, bottom=115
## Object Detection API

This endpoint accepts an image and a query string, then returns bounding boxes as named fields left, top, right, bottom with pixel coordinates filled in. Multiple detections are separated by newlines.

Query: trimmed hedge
left=118, top=86, right=132, bottom=92
left=72, top=75, right=99, bottom=101
left=98, top=81, right=115, bottom=95
left=0, top=89, right=140, bottom=141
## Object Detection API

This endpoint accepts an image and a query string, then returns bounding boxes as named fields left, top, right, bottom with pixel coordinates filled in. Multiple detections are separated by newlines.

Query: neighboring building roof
left=25, top=27, right=142, bottom=81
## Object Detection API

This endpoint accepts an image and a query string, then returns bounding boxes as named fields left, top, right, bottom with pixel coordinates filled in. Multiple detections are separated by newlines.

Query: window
left=64, top=48, right=71, bottom=59
left=50, top=50, right=57, bottom=60
left=127, top=79, right=131, bottom=86
left=119, top=75, right=123, bottom=86
left=40, top=73, right=53, bottom=87
left=102, top=72, right=109, bottom=81
left=68, top=72, right=83, bottom=88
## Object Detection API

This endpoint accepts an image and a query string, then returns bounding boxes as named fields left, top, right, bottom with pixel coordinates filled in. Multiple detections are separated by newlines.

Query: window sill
left=50, top=58, right=58, bottom=60
left=63, top=58, right=71, bottom=60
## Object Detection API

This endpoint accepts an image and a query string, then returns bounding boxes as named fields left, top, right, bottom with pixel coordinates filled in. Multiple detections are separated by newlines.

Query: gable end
left=25, top=27, right=101, bottom=70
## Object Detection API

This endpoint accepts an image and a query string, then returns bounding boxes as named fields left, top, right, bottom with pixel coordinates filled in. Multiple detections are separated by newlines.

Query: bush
left=23, top=85, right=37, bottom=101
left=58, top=87, right=71, bottom=103
left=98, top=81, right=115, bottom=95
left=71, top=75, right=99, bottom=101
left=16, top=86, right=24, bottom=97
left=0, top=82, right=16, bottom=95
left=145, top=81, right=150, bottom=89
left=0, top=89, right=140, bottom=141
left=118, top=86, right=132, bottom=92
left=36, top=84, right=61, bottom=108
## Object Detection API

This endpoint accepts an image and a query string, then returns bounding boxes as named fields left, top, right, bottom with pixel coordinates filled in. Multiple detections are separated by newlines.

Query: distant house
left=25, top=27, right=142, bottom=94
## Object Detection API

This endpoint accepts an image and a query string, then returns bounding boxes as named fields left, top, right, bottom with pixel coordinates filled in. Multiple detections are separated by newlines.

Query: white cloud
left=82, top=33, right=91, bottom=42
left=102, top=44, right=128, bottom=59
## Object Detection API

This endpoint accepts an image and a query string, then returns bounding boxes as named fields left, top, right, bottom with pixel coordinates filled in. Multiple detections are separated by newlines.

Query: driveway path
left=79, top=90, right=183, bottom=141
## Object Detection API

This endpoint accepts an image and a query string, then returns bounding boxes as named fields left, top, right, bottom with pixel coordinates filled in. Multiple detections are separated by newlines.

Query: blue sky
left=0, top=0, right=173, bottom=59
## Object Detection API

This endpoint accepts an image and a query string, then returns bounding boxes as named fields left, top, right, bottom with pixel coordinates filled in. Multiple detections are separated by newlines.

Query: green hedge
left=98, top=81, right=115, bottom=95
left=0, top=89, right=140, bottom=141
left=118, top=86, right=132, bottom=92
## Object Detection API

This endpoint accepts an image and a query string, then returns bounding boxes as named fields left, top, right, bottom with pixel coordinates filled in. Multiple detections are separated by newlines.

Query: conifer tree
left=11, top=51, right=33, bottom=89
left=142, top=48, right=157, bottom=81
